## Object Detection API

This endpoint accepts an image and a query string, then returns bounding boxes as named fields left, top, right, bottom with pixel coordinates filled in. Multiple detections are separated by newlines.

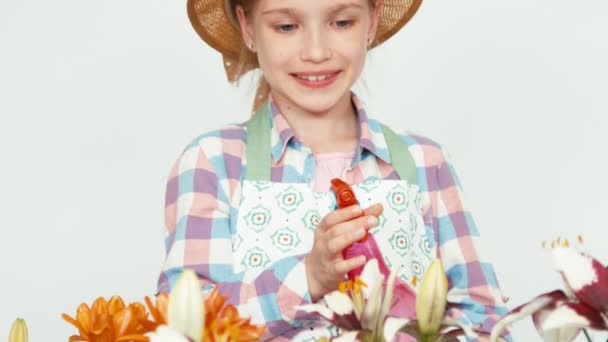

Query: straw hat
left=187, top=0, right=422, bottom=80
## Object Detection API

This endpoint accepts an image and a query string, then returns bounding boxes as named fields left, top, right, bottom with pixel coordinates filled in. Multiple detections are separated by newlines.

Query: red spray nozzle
left=330, top=178, right=367, bottom=243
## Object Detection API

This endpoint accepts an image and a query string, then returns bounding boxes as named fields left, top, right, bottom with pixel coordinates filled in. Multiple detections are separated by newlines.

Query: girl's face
left=237, top=0, right=380, bottom=114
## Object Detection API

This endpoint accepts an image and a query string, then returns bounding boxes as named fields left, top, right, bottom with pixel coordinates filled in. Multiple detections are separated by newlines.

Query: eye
left=276, top=23, right=297, bottom=32
left=334, top=19, right=354, bottom=29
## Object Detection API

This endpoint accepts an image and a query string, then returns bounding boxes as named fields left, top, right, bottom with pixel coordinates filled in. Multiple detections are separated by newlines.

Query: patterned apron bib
left=232, top=104, right=436, bottom=341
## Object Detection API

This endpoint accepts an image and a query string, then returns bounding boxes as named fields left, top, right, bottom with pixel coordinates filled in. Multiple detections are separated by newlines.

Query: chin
left=294, top=96, right=341, bottom=114
left=281, top=82, right=352, bottom=114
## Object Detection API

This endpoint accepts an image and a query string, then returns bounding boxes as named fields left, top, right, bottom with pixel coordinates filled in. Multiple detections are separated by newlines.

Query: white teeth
left=297, top=74, right=331, bottom=81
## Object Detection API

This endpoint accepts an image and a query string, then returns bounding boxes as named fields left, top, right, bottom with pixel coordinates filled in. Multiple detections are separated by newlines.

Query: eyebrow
left=261, top=2, right=364, bottom=16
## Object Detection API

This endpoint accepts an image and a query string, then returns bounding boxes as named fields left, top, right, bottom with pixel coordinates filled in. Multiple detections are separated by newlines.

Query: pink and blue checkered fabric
left=158, top=92, right=511, bottom=341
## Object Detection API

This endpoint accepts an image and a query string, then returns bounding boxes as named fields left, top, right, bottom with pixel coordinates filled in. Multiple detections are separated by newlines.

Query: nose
left=300, top=27, right=332, bottom=63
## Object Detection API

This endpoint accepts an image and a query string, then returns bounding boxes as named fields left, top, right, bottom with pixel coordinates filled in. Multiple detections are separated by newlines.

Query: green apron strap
left=245, top=103, right=417, bottom=185
left=380, top=124, right=418, bottom=185
left=245, top=102, right=273, bottom=181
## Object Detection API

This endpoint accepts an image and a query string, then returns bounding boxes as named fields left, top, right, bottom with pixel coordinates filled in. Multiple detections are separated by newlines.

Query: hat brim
left=187, top=0, right=423, bottom=60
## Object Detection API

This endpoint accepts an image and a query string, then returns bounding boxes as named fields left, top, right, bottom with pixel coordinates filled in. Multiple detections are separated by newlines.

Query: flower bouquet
left=298, top=258, right=477, bottom=342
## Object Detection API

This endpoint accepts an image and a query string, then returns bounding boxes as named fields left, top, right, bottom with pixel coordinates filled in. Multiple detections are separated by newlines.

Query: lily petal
left=552, top=247, right=608, bottom=312
left=439, top=317, right=478, bottom=339
left=298, top=293, right=361, bottom=331
left=297, top=304, right=336, bottom=322
left=540, top=302, right=608, bottom=332
left=436, top=329, right=466, bottom=342
left=360, top=259, right=382, bottom=299
left=148, top=325, right=190, bottom=342
left=361, top=270, right=384, bottom=332
left=490, top=290, right=567, bottom=342
left=324, top=291, right=356, bottom=317
left=532, top=300, right=580, bottom=342
left=377, top=267, right=400, bottom=338
left=396, top=319, right=423, bottom=341
left=384, top=317, right=416, bottom=341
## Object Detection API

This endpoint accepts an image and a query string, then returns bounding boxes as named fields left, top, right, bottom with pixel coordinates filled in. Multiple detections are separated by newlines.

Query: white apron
left=232, top=103, right=436, bottom=341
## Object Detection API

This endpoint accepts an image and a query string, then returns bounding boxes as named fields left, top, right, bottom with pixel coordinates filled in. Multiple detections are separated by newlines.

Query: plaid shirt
left=158, top=93, right=511, bottom=341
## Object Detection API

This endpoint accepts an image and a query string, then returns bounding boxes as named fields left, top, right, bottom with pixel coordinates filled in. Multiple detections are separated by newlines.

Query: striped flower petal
left=490, top=290, right=568, bottom=341
left=538, top=302, right=608, bottom=333
left=532, top=300, right=581, bottom=342
left=552, top=248, right=608, bottom=313
left=439, top=317, right=478, bottom=340
left=297, top=291, right=361, bottom=331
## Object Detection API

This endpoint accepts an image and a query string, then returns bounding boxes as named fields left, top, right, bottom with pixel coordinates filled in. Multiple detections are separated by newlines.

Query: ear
left=367, top=0, right=384, bottom=45
left=235, top=5, right=255, bottom=50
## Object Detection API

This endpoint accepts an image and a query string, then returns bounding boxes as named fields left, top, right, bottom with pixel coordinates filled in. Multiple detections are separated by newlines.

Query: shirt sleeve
left=157, top=141, right=313, bottom=338
left=433, top=145, right=512, bottom=342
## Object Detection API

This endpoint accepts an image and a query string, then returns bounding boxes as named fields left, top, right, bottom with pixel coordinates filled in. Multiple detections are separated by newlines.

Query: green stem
left=420, top=332, right=438, bottom=342
left=582, top=328, right=592, bottom=342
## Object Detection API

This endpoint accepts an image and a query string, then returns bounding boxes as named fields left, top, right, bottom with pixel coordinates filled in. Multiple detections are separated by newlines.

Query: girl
left=158, top=0, right=511, bottom=340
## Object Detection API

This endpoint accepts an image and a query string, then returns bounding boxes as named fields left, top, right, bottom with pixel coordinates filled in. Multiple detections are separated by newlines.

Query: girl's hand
left=305, top=203, right=383, bottom=302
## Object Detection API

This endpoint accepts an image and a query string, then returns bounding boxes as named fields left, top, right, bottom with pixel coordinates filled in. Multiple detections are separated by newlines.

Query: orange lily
left=64, top=287, right=265, bottom=342
left=143, top=294, right=169, bottom=329
left=62, top=296, right=150, bottom=342
left=202, top=287, right=266, bottom=342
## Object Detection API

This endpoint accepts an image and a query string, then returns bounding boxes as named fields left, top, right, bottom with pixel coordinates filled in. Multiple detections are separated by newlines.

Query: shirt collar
left=267, top=92, right=392, bottom=166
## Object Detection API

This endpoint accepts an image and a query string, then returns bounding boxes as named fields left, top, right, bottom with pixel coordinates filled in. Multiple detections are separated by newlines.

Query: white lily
left=491, top=245, right=608, bottom=342
left=167, top=269, right=205, bottom=342
left=298, top=259, right=415, bottom=341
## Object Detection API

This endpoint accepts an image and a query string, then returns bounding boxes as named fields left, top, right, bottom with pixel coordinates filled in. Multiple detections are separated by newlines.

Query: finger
left=334, top=255, right=367, bottom=275
left=328, top=215, right=378, bottom=239
left=319, top=204, right=363, bottom=231
left=363, top=203, right=383, bottom=217
left=327, top=227, right=367, bottom=255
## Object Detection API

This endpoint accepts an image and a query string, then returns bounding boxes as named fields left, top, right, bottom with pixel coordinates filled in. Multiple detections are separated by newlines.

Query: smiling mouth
left=294, top=74, right=333, bottom=81
left=291, top=71, right=341, bottom=82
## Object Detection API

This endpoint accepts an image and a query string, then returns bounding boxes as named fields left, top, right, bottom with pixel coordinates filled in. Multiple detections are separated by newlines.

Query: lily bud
left=9, top=318, right=28, bottom=342
left=416, top=258, right=448, bottom=339
left=168, top=269, right=205, bottom=342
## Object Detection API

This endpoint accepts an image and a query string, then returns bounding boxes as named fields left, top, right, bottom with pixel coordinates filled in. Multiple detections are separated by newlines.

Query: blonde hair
left=231, top=0, right=377, bottom=112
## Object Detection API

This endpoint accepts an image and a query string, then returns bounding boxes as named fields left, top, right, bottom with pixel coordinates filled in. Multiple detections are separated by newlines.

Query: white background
left=1, top=0, right=607, bottom=340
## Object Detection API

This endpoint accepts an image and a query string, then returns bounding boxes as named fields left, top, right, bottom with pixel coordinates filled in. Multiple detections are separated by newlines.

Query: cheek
left=329, top=26, right=368, bottom=60
left=257, top=37, right=295, bottom=72
left=258, top=49, right=290, bottom=75
left=335, top=38, right=367, bottom=66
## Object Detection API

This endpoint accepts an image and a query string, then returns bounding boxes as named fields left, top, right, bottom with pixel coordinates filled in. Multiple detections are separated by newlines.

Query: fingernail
left=368, top=216, right=378, bottom=227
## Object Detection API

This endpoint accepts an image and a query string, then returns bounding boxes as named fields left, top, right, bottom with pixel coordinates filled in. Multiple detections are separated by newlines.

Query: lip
left=291, top=70, right=341, bottom=89
left=292, top=70, right=341, bottom=77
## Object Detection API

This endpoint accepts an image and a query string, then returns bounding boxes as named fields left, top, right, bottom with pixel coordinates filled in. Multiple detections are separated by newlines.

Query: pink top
left=312, top=152, right=356, bottom=192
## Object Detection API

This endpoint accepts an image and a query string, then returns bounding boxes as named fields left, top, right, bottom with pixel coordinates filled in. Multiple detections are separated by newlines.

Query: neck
left=269, top=91, right=359, bottom=154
